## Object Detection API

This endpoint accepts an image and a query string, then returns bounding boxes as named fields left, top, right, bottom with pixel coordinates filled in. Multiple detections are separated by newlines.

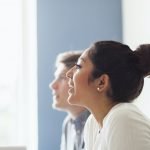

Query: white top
left=84, top=103, right=150, bottom=150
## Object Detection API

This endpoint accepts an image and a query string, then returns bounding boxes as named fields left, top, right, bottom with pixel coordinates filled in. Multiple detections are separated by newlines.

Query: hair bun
left=134, top=44, right=150, bottom=77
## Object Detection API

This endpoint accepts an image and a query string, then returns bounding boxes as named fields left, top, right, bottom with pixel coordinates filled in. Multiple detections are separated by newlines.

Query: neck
left=90, top=97, right=118, bottom=128
left=67, top=107, right=86, bottom=120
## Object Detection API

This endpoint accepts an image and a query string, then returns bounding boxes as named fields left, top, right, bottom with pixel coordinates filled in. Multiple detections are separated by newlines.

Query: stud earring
left=97, top=87, right=100, bottom=91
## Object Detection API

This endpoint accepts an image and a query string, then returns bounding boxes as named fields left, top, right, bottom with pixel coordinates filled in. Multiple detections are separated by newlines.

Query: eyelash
left=75, top=63, right=82, bottom=69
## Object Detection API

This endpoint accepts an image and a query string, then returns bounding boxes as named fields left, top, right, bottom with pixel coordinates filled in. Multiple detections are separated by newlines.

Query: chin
left=52, top=104, right=65, bottom=111
left=52, top=102, right=60, bottom=108
left=68, top=96, right=80, bottom=106
left=67, top=95, right=74, bottom=104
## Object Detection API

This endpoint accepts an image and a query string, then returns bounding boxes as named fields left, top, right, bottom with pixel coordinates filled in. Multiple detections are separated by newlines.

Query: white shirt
left=84, top=103, right=150, bottom=150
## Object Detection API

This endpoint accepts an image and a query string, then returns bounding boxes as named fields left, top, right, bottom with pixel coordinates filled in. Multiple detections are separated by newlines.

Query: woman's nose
left=66, top=67, right=73, bottom=79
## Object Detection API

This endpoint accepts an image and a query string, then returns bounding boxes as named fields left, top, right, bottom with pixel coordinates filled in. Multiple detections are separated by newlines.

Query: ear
left=96, top=74, right=110, bottom=92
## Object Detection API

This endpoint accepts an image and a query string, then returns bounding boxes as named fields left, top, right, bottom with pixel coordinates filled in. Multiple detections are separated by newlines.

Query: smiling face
left=66, top=49, right=99, bottom=107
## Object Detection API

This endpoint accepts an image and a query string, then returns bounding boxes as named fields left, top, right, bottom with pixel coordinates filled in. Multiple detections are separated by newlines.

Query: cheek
left=74, top=73, right=89, bottom=91
left=60, top=81, right=69, bottom=92
left=74, top=72, right=96, bottom=98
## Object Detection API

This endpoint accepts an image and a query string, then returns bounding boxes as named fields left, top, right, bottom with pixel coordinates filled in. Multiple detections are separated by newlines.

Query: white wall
left=122, top=0, right=150, bottom=48
left=122, top=0, right=150, bottom=117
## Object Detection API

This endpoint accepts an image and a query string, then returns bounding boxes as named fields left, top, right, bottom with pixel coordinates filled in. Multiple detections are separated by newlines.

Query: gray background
left=37, top=0, right=122, bottom=150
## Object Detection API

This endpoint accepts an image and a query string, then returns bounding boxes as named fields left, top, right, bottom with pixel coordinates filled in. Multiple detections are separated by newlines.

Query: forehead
left=54, top=63, right=68, bottom=76
left=78, top=49, right=90, bottom=63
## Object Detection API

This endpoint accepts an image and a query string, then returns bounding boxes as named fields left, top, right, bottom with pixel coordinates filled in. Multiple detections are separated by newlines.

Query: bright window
left=0, top=0, right=37, bottom=150
left=122, top=0, right=150, bottom=118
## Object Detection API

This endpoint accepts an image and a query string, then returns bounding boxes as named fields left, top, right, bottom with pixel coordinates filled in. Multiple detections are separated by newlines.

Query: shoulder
left=104, top=103, right=150, bottom=126
left=103, top=103, right=150, bottom=150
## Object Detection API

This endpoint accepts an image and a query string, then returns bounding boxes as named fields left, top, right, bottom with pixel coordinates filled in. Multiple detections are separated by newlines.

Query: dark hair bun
left=134, top=44, right=150, bottom=77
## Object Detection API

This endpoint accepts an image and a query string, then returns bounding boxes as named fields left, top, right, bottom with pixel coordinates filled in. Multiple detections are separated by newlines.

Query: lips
left=53, top=94, right=58, bottom=98
left=68, top=87, right=74, bottom=94
left=68, top=80, right=74, bottom=94
left=52, top=92, right=57, bottom=97
left=52, top=92, right=59, bottom=99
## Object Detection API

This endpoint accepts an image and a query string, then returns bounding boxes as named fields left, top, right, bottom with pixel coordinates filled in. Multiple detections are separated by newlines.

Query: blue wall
left=37, top=0, right=122, bottom=150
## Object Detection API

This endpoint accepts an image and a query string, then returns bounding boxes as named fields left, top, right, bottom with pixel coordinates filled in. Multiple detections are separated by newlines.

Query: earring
left=97, top=87, right=100, bottom=91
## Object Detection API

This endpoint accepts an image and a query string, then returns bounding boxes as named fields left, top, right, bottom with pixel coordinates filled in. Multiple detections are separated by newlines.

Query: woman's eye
left=75, top=63, right=82, bottom=69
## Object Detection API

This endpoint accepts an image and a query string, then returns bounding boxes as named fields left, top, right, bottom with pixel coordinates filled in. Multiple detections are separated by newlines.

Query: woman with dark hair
left=66, top=41, right=150, bottom=150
